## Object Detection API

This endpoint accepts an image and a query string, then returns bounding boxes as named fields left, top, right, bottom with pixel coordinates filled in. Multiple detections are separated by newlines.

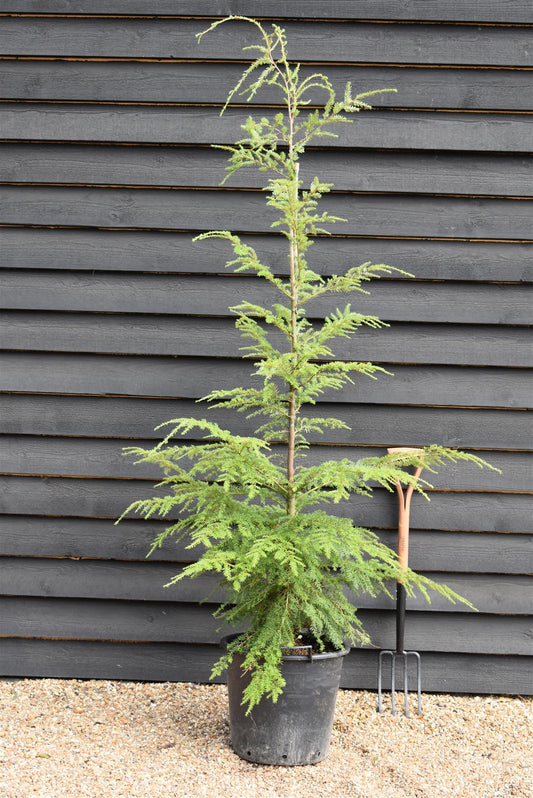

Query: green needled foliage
left=117, top=17, right=498, bottom=714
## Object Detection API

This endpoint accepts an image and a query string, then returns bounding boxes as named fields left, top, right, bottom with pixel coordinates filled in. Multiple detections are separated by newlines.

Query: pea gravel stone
left=0, top=679, right=530, bottom=797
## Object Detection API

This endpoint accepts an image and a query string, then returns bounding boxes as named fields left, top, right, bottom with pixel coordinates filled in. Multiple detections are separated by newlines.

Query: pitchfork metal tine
left=377, top=649, right=422, bottom=716
left=391, top=654, right=396, bottom=715
left=414, top=651, right=422, bottom=714
left=377, top=650, right=384, bottom=712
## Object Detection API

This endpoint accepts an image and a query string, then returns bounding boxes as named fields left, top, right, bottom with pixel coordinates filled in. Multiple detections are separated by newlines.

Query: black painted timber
left=0, top=229, right=531, bottom=282
left=3, top=271, right=533, bottom=325
left=1, top=476, right=531, bottom=534
left=3, top=145, right=532, bottom=197
left=1, top=2, right=531, bottom=24
left=0, top=19, right=531, bottom=66
left=0, top=598, right=530, bottom=655
left=1, top=395, right=531, bottom=451
left=2, top=106, right=532, bottom=153
left=2, top=352, right=532, bottom=409
left=0, top=639, right=529, bottom=695
left=0, top=515, right=530, bottom=573
left=0, top=2, right=531, bottom=693
left=0, top=435, right=524, bottom=491
left=0, top=187, right=530, bottom=240
left=1, top=353, right=532, bottom=408
left=4, top=61, right=533, bottom=111
left=2, top=312, right=531, bottom=367
left=0, top=558, right=531, bottom=615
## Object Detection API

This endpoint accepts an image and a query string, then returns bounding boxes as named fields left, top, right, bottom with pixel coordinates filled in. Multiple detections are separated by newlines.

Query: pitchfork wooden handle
left=387, top=448, right=424, bottom=572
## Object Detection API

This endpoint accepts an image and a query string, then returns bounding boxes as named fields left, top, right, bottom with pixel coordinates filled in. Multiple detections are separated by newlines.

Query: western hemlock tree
left=118, top=17, right=496, bottom=713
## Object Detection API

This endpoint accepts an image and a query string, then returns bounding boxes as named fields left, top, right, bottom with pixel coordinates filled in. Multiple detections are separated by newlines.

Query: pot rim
left=220, top=633, right=350, bottom=661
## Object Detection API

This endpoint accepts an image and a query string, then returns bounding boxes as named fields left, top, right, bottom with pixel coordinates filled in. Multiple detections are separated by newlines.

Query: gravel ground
left=0, top=679, right=530, bottom=798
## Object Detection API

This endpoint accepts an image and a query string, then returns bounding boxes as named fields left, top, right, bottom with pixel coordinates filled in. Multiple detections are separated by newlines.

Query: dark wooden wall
left=0, top=2, right=531, bottom=694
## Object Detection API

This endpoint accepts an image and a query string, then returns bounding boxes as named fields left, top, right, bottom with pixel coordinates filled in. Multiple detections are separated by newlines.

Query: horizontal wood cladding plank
left=4, top=145, right=532, bottom=198
left=2, top=397, right=531, bottom=454
left=1, top=353, right=530, bottom=409
left=3, top=271, right=532, bottom=326
left=366, top=607, right=533, bottom=658
left=1, top=475, right=531, bottom=532
left=0, top=638, right=529, bottom=694
left=0, top=187, right=530, bottom=241
left=0, top=515, right=161, bottom=561
left=0, top=557, right=530, bottom=614
left=342, top=651, right=533, bottom=695
left=1, top=396, right=531, bottom=452
left=1, top=598, right=530, bottom=655
left=0, top=637, right=222, bottom=684
left=0, top=597, right=241, bottom=645
left=1, top=435, right=522, bottom=492
left=4, top=61, right=533, bottom=112
left=1, top=228, right=531, bottom=282
left=2, top=1, right=531, bottom=24
left=2, top=311, right=531, bottom=367
left=1, top=515, right=530, bottom=573
left=2, top=19, right=531, bottom=67
left=2, top=105, right=531, bottom=153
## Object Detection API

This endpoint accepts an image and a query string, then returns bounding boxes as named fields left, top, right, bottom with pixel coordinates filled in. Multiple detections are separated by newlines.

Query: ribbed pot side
left=225, top=644, right=349, bottom=766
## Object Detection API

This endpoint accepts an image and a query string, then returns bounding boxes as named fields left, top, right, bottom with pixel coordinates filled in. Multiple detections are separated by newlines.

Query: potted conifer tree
left=118, top=17, right=494, bottom=766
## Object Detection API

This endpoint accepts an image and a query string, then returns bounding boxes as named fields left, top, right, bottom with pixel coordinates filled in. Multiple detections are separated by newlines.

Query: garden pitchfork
left=377, top=447, right=424, bottom=717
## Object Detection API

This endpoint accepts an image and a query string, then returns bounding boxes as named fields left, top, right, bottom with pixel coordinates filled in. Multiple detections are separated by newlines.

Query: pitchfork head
left=377, top=649, right=422, bottom=717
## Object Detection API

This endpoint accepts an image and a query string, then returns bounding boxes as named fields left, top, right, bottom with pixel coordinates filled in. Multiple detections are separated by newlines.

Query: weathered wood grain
left=0, top=638, right=528, bottom=693
left=2, top=353, right=530, bottom=408
left=4, top=60, right=532, bottom=111
left=2, top=311, right=530, bottom=368
left=0, top=597, right=530, bottom=655
left=0, top=638, right=223, bottom=684
left=1, top=19, right=531, bottom=66
left=0, top=557, right=530, bottom=615
left=0, top=597, right=241, bottom=644
left=0, top=476, right=531, bottom=533
left=2, top=105, right=531, bottom=152
left=3, top=144, right=532, bottom=197
left=2, top=1, right=531, bottom=24
left=342, top=650, right=533, bottom=694
left=1, top=395, right=530, bottom=451
left=1, top=228, right=530, bottom=282
left=1, top=186, right=530, bottom=240
left=3, top=271, right=532, bottom=325
left=0, top=515, right=529, bottom=572
left=0, top=435, right=522, bottom=491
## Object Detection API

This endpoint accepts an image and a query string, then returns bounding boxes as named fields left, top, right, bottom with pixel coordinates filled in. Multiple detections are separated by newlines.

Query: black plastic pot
left=222, top=635, right=349, bottom=766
